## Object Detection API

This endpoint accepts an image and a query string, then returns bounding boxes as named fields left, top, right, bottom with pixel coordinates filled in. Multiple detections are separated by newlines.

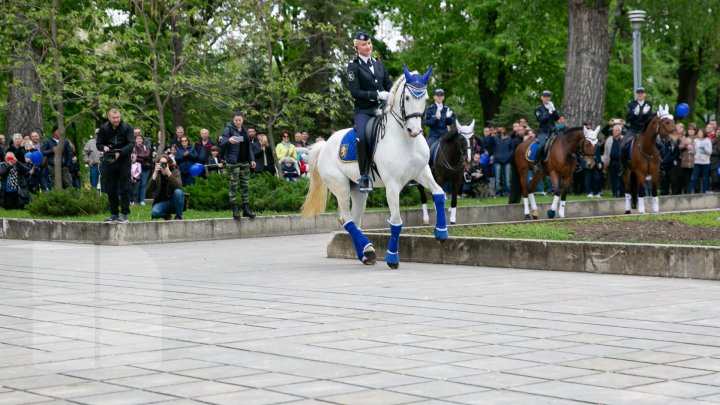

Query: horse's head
left=581, top=125, right=601, bottom=169
left=655, top=104, right=676, bottom=142
left=457, top=119, right=475, bottom=164
left=392, top=64, right=432, bottom=137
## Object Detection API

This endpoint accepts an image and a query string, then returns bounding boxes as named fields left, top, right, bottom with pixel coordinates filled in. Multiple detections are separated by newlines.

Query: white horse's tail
left=301, top=141, right=328, bottom=217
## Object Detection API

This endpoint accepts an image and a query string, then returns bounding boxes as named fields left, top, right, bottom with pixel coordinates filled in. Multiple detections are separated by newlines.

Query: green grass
left=408, top=211, right=720, bottom=245
left=0, top=189, right=604, bottom=222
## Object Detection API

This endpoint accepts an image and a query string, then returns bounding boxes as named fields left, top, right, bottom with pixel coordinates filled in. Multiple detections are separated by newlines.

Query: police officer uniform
left=619, top=87, right=653, bottom=169
left=424, top=88, right=456, bottom=147
left=533, top=90, right=560, bottom=172
left=346, top=31, right=392, bottom=192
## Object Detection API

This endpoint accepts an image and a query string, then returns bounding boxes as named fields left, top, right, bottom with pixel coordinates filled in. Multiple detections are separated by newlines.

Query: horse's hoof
left=387, top=262, right=399, bottom=270
left=385, top=252, right=399, bottom=268
left=531, top=211, right=539, bottom=220
left=625, top=210, right=631, bottom=215
left=547, top=210, right=556, bottom=219
left=450, top=221, right=456, bottom=225
left=524, top=214, right=531, bottom=220
left=423, top=220, right=430, bottom=226
left=434, top=228, right=448, bottom=242
left=362, top=248, right=376, bottom=265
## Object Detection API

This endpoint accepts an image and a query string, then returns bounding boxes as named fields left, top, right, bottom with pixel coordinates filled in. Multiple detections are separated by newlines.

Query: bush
left=26, top=188, right=108, bottom=217
left=184, top=172, right=424, bottom=213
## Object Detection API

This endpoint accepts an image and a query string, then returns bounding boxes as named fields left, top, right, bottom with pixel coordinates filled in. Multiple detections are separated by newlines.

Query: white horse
left=301, top=65, right=448, bottom=269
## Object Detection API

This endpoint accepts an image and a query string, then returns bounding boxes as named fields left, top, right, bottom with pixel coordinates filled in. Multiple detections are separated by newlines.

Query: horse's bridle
left=438, top=131, right=472, bottom=171
left=389, top=84, right=426, bottom=132
left=638, top=116, right=673, bottom=161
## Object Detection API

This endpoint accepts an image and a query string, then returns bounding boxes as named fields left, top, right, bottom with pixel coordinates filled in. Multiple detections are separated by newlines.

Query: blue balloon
left=676, top=102, right=690, bottom=119
left=189, top=163, right=205, bottom=177
left=30, top=150, right=43, bottom=166
left=24, top=152, right=32, bottom=162
left=480, top=154, right=489, bottom=165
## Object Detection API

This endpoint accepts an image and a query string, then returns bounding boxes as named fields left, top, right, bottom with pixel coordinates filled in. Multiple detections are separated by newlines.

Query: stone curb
left=327, top=231, right=720, bottom=280
left=0, top=193, right=718, bottom=245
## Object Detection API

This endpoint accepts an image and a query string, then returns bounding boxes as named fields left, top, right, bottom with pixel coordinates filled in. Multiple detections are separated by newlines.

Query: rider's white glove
left=446, top=109, right=453, bottom=119
left=642, top=104, right=650, bottom=114
left=378, top=91, right=390, bottom=101
left=435, top=108, right=441, bottom=120
left=634, top=104, right=640, bottom=115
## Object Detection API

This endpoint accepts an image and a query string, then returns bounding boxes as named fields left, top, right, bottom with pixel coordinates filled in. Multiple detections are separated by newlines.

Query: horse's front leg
left=559, top=174, right=571, bottom=218
left=417, top=166, right=448, bottom=242
left=636, top=169, right=647, bottom=214
left=651, top=164, right=660, bottom=213
left=526, top=170, right=542, bottom=220
left=417, top=185, right=430, bottom=225
left=384, top=182, right=403, bottom=269
left=547, top=172, right=562, bottom=219
left=340, top=190, right=375, bottom=265
left=449, top=178, right=462, bottom=225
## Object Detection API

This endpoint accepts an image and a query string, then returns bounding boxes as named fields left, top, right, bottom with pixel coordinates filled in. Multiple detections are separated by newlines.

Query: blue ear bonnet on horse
left=403, top=64, right=432, bottom=99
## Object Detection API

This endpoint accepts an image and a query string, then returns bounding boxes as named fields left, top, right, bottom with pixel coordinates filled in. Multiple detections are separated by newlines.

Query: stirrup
left=358, top=175, right=373, bottom=193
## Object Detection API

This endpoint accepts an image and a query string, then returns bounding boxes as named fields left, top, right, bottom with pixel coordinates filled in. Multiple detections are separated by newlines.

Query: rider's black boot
left=356, top=137, right=372, bottom=193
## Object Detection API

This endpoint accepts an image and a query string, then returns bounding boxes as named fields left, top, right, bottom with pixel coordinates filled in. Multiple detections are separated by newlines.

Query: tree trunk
left=477, top=63, right=507, bottom=123
left=5, top=44, right=43, bottom=136
left=562, top=0, right=611, bottom=127
left=50, top=0, right=66, bottom=189
left=170, top=5, right=185, bottom=130
left=677, top=40, right=702, bottom=115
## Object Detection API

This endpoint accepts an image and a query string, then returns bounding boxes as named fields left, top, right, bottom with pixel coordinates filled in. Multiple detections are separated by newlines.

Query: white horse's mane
left=384, top=73, right=411, bottom=114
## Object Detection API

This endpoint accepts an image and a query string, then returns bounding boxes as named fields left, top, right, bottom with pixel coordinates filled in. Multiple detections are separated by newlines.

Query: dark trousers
left=607, top=161, right=624, bottom=196
left=660, top=165, right=680, bottom=195
left=102, top=159, right=131, bottom=215
left=584, top=167, right=602, bottom=195
left=354, top=112, right=373, bottom=175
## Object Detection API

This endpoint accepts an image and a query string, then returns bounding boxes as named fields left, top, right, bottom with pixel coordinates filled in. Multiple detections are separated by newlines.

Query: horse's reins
left=388, top=83, right=425, bottom=132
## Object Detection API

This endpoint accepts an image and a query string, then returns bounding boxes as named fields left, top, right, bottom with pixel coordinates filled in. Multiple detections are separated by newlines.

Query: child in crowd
left=282, top=160, right=299, bottom=182
left=206, top=146, right=224, bottom=174
left=130, top=153, right=142, bottom=205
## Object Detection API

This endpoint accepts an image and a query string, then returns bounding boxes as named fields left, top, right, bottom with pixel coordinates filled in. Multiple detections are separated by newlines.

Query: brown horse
left=512, top=126, right=600, bottom=219
left=622, top=104, right=676, bottom=214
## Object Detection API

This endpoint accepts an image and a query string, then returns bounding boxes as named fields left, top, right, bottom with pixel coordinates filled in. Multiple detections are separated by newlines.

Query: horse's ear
left=469, top=119, right=475, bottom=131
left=594, top=125, right=601, bottom=134
left=403, top=64, right=412, bottom=83
left=421, top=66, right=433, bottom=85
left=664, top=104, right=669, bottom=114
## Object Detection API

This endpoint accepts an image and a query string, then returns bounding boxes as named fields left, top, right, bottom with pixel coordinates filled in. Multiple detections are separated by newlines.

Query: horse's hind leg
left=623, top=171, right=633, bottom=214
left=449, top=179, right=461, bottom=225
left=418, top=185, right=430, bottom=225
left=651, top=165, right=660, bottom=213
left=527, top=171, right=543, bottom=220
left=349, top=186, right=369, bottom=229
left=340, top=184, right=375, bottom=265
left=636, top=172, right=647, bottom=214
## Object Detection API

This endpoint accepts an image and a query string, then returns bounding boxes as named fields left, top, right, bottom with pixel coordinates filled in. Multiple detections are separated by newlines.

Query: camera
left=160, top=162, right=168, bottom=169
left=614, top=119, right=620, bottom=124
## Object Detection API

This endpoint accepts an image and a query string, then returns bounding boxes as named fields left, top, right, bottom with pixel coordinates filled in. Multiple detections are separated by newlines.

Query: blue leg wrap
left=432, top=193, right=448, bottom=240
left=343, top=221, right=371, bottom=261
left=385, top=222, right=402, bottom=265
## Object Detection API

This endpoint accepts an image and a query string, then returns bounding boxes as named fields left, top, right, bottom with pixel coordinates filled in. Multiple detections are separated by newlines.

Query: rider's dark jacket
left=346, top=56, right=392, bottom=114
left=626, top=99, right=654, bottom=133
left=534, top=105, right=560, bottom=134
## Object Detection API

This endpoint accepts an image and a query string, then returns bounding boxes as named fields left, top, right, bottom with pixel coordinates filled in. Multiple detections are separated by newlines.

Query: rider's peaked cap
left=541, top=90, right=552, bottom=97
left=355, top=31, right=370, bottom=41
left=434, top=89, right=445, bottom=95
left=636, top=86, right=646, bottom=93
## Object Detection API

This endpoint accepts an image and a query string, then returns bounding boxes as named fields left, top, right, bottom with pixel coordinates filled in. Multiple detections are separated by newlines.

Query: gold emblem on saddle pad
left=340, top=144, right=348, bottom=158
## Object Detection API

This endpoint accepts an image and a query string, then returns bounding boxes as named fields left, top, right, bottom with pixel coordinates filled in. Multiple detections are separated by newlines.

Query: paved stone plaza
left=2, top=234, right=720, bottom=404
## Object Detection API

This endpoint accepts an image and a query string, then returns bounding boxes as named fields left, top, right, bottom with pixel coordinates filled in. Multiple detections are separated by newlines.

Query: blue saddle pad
left=526, top=142, right=539, bottom=162
left=338, top=129, right=378, bottom=163
left=339, top=130, right=359, bottom=162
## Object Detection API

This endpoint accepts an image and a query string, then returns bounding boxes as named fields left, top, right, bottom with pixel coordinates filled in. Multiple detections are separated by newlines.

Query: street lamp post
left=628, top=10, right=646, bottom=93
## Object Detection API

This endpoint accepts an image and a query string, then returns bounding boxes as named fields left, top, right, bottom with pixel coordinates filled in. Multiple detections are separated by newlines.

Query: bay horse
left=513, top=126, right=600, bottom=219
left=418, top=120, right=475, bottom=225
left=301, top=65, right=448, bottom=269
left=622, top=104, right=675, bottom=214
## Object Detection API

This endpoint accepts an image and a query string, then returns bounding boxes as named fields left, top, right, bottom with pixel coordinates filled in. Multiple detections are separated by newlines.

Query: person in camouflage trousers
left=220, top=112, right=256, bottom=219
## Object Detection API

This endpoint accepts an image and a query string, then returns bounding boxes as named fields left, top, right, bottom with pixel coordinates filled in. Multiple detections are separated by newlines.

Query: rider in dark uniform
left=424, top=88, right=456, bottom=147
left=346, top=31, right=392, bottom=193
left=533, top=90, right=560, bottom=174
left=618, top=86, right=653, bottom=176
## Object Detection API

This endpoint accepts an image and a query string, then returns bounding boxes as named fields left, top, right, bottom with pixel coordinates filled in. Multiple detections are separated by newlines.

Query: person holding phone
left=147, top=154, right=184, bottom=220
left=220, top=112, right=256, bottom=219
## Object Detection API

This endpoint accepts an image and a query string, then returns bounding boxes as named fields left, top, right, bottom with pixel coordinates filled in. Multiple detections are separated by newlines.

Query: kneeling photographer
left=147, top=154, right=184, bottom=220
